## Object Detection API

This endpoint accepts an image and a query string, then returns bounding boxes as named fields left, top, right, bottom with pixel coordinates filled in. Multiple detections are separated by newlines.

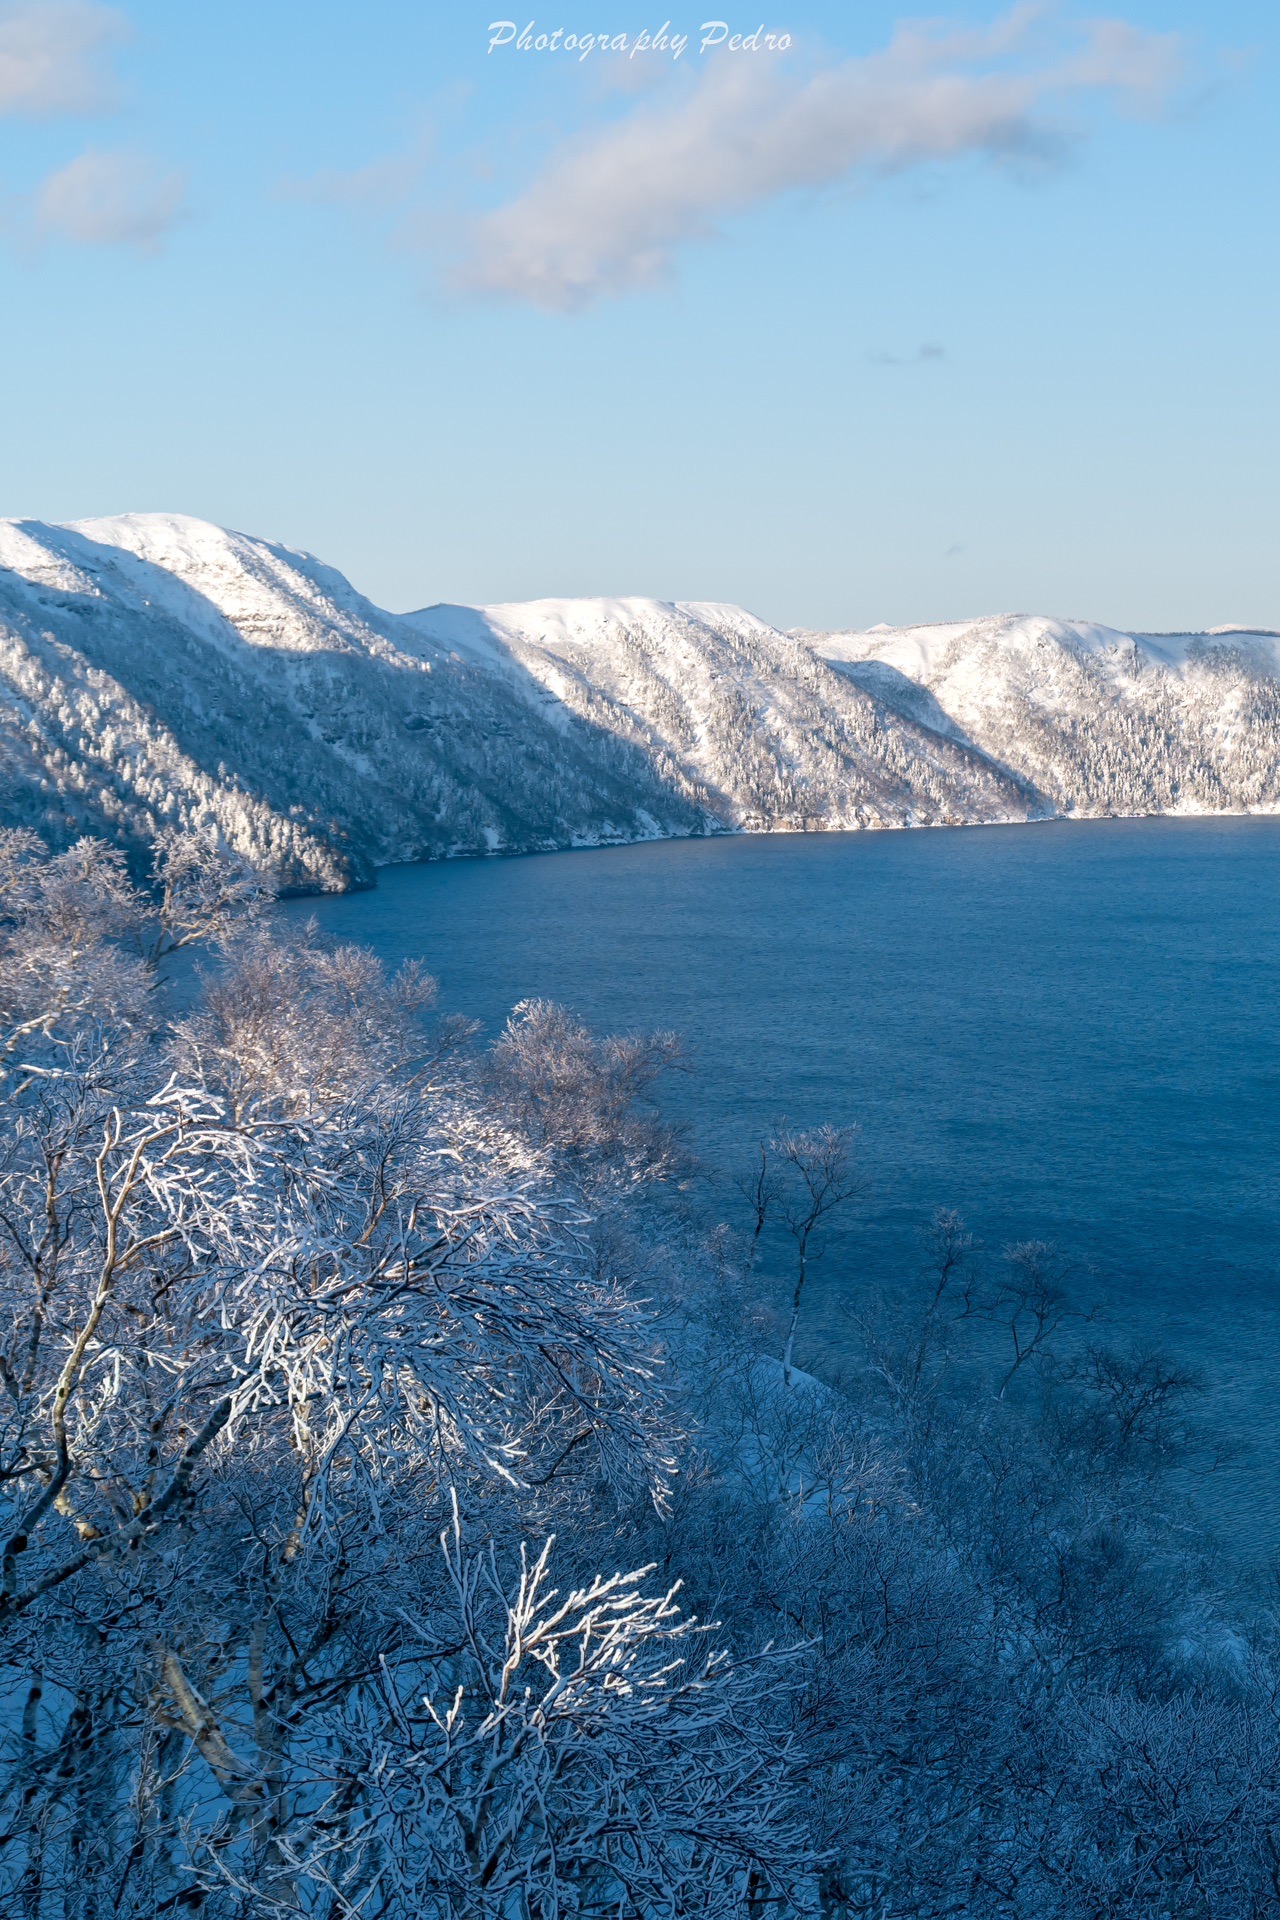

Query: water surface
left=283, top=818, right=1280, bottom=1546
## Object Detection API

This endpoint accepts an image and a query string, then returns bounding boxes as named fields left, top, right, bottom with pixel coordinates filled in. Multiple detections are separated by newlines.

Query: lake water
left=283, top=817, right=1280, bottom=1551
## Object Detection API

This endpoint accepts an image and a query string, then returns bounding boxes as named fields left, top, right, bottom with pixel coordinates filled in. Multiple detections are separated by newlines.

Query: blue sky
left=0, top=1, right=1275, bottom=630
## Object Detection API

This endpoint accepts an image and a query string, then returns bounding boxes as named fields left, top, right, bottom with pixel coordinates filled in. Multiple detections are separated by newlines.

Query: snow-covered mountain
left=1, top=513, right=1276, bottom=890
left=406, top=594, right=1034, bottom=837
left=808, top=614, right=1280, bottom=821
left=0, top=515, right=709, bottom=889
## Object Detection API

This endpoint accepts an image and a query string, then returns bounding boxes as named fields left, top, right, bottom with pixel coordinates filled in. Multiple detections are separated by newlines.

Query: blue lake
left=283, top=817, right=1280, bottom=1550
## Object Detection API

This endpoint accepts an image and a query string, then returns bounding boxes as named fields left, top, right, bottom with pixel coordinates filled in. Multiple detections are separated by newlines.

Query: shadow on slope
left=0, top=524, right=718, bottom=885
left=824, top=656, right=1051, bottom=814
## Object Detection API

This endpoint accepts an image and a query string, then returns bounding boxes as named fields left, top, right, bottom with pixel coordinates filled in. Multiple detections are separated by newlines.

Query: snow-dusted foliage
left=6, top=829, right=1280, bottom=1918
left=0, top=835, right=801, bottom=1917
left=662, top=1265, right=1280, bottom=1920
left=14, top=514, right=1280, bottom=895
left=280, top=1508, right=805, bottom=1920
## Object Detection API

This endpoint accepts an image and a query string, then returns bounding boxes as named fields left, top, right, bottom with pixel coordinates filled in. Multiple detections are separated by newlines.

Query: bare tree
left=1065, top=1342, right=1209, bottom=1470
left=981, top=1240, right=1092, bottom=1398
left=734, top=1140, right=781, bottom=1277
left=170, top=918, right=451, bottom=1119
left=0, top=833, right=151, bottom=1093
left=771, top=1126, right=859, bottom=1388
left=856, top=1208, right=978, bottom=1431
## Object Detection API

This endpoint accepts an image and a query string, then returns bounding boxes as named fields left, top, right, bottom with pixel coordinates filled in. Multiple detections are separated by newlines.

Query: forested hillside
left=811, top=614, right=1280, bottom=820
left=3, top=513, right=1278, bottom=892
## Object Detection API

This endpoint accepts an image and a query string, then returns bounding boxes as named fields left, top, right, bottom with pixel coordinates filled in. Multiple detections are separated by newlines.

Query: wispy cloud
left=281, top=133, right=436, bottom=213
left=454, top=8, right=1182, bottom=310
left=0, top=5, right=187, bottom=254
left=33, top=147, right=187, bottom=250
left=0, top=0, right=127, bottom=117
left=869, top=343, right=946, bottom=366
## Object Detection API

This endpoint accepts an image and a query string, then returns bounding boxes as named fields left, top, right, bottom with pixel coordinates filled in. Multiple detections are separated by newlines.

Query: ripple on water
left=281, top=816, right=1280, bottom=1555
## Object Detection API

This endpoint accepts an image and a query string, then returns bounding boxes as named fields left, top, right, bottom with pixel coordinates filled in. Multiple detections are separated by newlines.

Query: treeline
left=1, top=829, right=1278, bottom=1917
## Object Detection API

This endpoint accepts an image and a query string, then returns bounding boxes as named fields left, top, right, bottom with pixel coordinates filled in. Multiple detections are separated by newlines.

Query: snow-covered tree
left=0, top=834, right=808, bottom=1919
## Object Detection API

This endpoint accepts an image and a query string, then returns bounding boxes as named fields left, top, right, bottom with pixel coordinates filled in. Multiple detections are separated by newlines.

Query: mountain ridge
left=1, top=513, right=1276, bottom=890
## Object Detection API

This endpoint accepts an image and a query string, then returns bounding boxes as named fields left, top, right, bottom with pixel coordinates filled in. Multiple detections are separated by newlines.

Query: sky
left=0, top=0, right=1276, bottom=631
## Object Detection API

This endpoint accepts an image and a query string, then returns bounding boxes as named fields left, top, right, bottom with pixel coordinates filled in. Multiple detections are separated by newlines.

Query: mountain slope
left=0, top=517, right=712, bottom=885
left=404, top=595, right=1038, bottom=834
left=1, top=515, right=1277, bottom=890
left=806, top=614, right=1280, bottom=820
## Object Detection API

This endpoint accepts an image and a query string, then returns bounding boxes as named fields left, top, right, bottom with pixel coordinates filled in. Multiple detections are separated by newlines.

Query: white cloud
left=34, top=147, right=187, bottom=249
left=456, top=9, right=1182, bottom=310
left=0, top=0, right=127, bottom=117
left=0, top=7, right=189, bottom=257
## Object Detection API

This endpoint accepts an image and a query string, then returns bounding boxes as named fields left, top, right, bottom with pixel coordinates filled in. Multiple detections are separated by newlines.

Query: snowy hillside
left=404, top=594, right=1035, bottom=837
left=0, top=516, right=710, bottom=887
left=807, top=614, right=1280, bottom=821
left=1, top=514, right=1276, bottom=890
